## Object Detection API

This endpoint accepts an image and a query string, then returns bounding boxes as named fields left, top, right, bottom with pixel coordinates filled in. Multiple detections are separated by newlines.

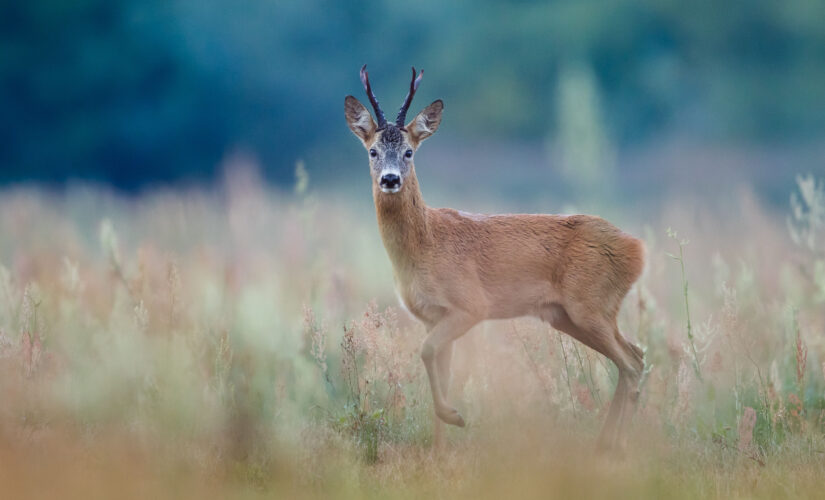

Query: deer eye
left=405, top=149, right=413, bottom=158
left=369, top=149, right=378, bottom=158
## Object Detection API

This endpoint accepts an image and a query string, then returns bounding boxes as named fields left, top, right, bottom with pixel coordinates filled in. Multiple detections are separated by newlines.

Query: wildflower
left=738, top=406, right=756, bottom=453
left=788, top=393, right=805, bottom=432
left=795, top=320, right=807, bottom=388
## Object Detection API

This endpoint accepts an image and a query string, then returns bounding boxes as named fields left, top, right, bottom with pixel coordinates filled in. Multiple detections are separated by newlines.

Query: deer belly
left=483, top=280, right=560, bottom=319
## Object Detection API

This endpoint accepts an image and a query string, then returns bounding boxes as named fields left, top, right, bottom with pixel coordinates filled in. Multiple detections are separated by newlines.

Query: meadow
left=1, top=160, right=824, bottom=499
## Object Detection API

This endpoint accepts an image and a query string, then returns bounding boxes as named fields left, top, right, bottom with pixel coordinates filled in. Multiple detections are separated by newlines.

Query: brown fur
left=346, top=89, right=645, bottom=452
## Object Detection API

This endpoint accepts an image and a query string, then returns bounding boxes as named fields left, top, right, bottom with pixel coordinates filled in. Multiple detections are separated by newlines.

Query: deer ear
left=345, top=96, right=376, bottom=145
left=406, top=100, right=443, bottom=146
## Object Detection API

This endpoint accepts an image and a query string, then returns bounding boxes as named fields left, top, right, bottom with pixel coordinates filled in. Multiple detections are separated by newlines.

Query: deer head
left=345, top=65, right=443, bottom=194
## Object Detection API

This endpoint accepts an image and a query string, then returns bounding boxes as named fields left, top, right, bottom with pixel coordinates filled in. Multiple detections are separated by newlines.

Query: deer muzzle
left=379, top=172, right=402, bottom=193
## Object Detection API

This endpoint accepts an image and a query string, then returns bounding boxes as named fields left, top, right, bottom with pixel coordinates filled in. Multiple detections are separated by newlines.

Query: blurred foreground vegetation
left=0, top=163, right=824, bottom=498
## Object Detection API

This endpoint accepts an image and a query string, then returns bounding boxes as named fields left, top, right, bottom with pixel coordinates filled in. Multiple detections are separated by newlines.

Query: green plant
left=666, top=227, right=703, bottom=382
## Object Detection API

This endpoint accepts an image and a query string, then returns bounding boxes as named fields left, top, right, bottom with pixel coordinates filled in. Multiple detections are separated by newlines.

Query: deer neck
left=373, top=170, right=429, bottom=273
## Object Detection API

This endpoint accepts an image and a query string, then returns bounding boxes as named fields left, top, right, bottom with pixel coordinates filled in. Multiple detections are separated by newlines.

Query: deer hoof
left=436, top=407, right=466, bottom=427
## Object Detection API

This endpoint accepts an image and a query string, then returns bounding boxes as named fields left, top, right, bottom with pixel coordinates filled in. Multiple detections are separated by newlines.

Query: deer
left=344, top=65, right=646, bottom=452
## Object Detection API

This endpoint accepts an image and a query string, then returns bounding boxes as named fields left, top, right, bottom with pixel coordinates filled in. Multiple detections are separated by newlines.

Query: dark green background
left=2, top=0, right=824, bottom=189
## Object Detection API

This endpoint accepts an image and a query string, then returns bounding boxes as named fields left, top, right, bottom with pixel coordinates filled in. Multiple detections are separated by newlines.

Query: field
left=1, top=162, right=824, bottom=499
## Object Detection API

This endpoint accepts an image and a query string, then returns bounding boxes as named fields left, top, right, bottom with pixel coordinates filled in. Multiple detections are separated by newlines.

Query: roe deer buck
left=344, top=65, right=646, bottom=451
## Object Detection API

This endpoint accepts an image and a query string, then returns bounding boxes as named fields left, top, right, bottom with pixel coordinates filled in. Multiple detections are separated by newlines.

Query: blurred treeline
left=2, top=0, right=824, bottom=188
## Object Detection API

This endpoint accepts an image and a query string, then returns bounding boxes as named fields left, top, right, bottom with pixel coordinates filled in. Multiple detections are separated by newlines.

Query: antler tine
left=396, top=66, right=424, bottom=127
left=360, top=64, right=387, bottom=129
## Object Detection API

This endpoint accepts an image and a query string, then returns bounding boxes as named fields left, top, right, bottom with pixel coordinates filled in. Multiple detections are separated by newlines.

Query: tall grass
left=0, top=166, right=824, bottom=498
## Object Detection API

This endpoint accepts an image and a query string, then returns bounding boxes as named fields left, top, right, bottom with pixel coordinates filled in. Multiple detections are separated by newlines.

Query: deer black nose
left=380, top=173, right=401, bottom=190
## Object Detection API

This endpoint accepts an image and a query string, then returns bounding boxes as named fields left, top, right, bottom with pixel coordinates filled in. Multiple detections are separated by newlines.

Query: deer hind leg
left=421, top=312, right=476, bottom=429
left=544, top=303, right=644, bottom=451
left=433, top=341, right=454, bottom=448
left=612, top=339, right=644, bottom=449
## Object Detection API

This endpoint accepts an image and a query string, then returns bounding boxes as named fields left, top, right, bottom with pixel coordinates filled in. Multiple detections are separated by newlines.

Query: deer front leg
left=421, top=312, right=476, bottom=428
left=432, top=341, right=454, bottom=448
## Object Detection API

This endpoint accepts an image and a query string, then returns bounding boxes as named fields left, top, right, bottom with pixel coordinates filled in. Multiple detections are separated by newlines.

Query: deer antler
left=360, top=64, right=387, bottom=129
left=396, top=66, right=424, bottom=128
